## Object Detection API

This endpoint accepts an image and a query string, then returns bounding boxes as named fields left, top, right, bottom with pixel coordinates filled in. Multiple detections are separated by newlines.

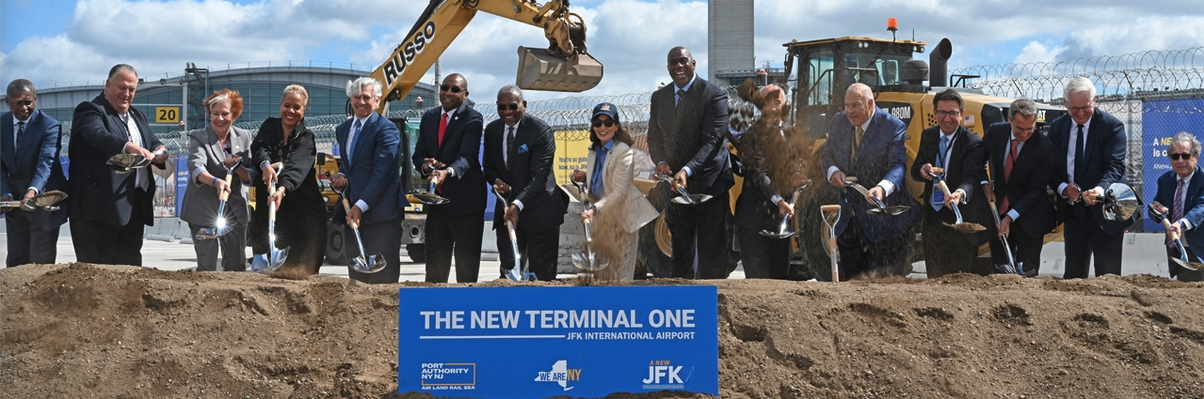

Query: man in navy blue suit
left=68, top=64, right=168, bottom=266
left=820, top=83, right=921, bottom=280
left=1151, top=132, right=1204, bottom=282
left=412, top=73, right=487, bottom=282
left=982, top=99, right=1057, bottom=276
left=331, top=77, right=404, bottom=284
left=1047, top=77, right=1132, bottom=278
left=2, top=79, right=68, bottom=267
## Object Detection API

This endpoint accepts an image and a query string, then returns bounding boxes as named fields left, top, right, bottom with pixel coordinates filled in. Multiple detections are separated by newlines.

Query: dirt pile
left=3, top=263, right=1204, bottom=398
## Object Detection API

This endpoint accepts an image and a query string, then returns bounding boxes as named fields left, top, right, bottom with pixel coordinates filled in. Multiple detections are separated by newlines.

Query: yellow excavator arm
left=370, top=0, right=604, bottom=113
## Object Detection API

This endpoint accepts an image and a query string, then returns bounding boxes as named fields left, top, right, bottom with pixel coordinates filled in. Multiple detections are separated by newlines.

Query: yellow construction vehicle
left=357, top=0, right=603, bottom=262
left=780, top=34, right=1067, bottom=280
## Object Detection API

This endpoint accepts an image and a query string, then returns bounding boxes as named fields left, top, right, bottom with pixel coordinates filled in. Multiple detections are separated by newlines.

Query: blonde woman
left=571, top=103, right=658, bottom=280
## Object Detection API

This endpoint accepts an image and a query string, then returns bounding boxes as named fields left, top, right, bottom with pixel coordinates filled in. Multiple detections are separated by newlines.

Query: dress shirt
left=1177, top=170, right=1196, bottom=230
left=825, top=113, right=896, bottom=196
left=501, top=120, right=524, bottom=211
left=1059, top=118, right=1095, bottom=197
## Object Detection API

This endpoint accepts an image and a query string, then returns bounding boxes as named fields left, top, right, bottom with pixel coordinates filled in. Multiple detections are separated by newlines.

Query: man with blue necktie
left=2, top=79, right=68, bottom=267
left=911, top=89, right=993, bottom=278
left=1151, top=132, right=1204, bottom=282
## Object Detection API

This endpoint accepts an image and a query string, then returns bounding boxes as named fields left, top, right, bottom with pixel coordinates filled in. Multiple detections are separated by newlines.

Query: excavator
left=321, top=0, right=603, bottom=264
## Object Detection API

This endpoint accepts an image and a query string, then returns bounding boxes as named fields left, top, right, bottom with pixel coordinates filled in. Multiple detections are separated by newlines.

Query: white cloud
left=1013, top=41, right=1064, bottom=64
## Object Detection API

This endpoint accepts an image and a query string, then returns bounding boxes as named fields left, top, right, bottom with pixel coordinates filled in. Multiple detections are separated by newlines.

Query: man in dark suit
left=731, top=84, right=805, bottom=279
left=647, top=46, right=733, bottom=279
left=412, top=73, right=487, bottom=283
left=482, top=85, right=567, bottom=281
left=910, top=89, right=993, bottom=278
left=982, top=99, right=1057, bottom=276
left=331, top=77, right=404, bottom=284
left=1047, top=77, right=1132, bottom=278
left=1150, top=132, right=1204, bottom=282
left=820, top=83, right=921, bottom=280
left=2, top=79, right=68, bottom=267
left=68, top=64, right=168, bottom=266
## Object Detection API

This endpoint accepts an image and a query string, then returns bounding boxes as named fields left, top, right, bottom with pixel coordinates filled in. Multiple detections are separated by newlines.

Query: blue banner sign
left=175, top=157, right=189, bottom=217
left=1142, top=98, right=1204, bottom=231
left=397, top=286, right=719, bottom=398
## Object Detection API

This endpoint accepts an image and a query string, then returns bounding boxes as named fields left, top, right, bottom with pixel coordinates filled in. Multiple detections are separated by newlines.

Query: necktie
left=675, top=89, right=684, bottom=107
left=506, top=126, right=516, bottom=168
left=591, top=148, right=606, bottom=195
left=1073, top=124, right=1086, bottom=182
left=932, top=135, right=949, bottom=211
left=1001, top=139, right=1021, bottom=214
left=16, top=121, right=25, bottom=150
left=438, top=112, right=448, bottom=146
left=851, top=126, right=863, bottom=160
left=348, top=119, right=362, bottom=165
left=1171, top=178, right=1185, bottom=247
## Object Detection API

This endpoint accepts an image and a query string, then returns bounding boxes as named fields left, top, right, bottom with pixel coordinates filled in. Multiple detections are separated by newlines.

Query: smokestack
left=929, top=38, right=952, bottom=87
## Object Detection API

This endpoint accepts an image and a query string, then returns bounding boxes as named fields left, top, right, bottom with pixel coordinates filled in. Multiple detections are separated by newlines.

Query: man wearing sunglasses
left=412, top=73, right=486, bottom=283
left=2, top=79, right=68, bottom=267
left=1151, top=132, right=1204, bottom=282
left=647, top=46, right=733, bottom=279
left=482, top=85, right=568, bottom=281
left=1047, top=77, right=1133, bottom=278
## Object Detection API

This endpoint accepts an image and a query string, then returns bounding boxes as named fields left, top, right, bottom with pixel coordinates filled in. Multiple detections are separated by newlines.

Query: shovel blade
left=572, top=252, right=609, bottom=272
left=412, top=192, right=451, bottom=205
left=352, top=253, right=389, bottom=274
left=759, top=229, right=798, bottom=239
left=671, top=193, right=713, bottom=205
left=944, top=222, right=987, bottom=234
left=505, top=267, right=524, bottom=282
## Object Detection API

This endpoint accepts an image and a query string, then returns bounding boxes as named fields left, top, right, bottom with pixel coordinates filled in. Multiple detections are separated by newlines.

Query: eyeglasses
left=1012, top=126, right=1036, bottom=134
left=592, top=119, right=615, bottom=128
left=440, top=84, right=463, bottom=94
left=1170, top=152, right=1195, bottom=161
left=497, top=103, right=520, bottom=111
left=935, top=110, right=961, bottom=118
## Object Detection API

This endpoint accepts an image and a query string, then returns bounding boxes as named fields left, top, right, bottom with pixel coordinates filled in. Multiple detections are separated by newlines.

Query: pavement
left=0, top=218, right=1178, bottom=280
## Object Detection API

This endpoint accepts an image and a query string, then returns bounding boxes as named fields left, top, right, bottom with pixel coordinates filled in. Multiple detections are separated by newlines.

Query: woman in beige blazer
left=572, top=103, right=659, bottom=280
left=179, top=89, right=254, bottom=271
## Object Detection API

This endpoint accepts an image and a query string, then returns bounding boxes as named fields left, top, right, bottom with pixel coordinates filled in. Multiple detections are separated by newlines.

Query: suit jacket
left=646, top=75, right=732, bottom=196
left=910, top=124, right=994, bottom=244
left=334, top=112, right=403, bottom=226
left=482, top=113, right=567, bottom=233
left=179, top=125, right=253, bottom=227
left=983, top=122, right=1057, bottom=238
left=1154, top=166, right=1204, bottom=272
left=1048, top=109, right=1134, bottom=234
left=733, top=122, right=802, bottom=231
left=586, top=141, right=658, bottom=233
left=68, top=94, right=165, bottom=227
left=820, top=107, right=921, bottom=242
left=250, top=117, right=327, bottom=218
left=1, top=109, right=68, bottom=230
left=411, top=104, right=486, bottom=216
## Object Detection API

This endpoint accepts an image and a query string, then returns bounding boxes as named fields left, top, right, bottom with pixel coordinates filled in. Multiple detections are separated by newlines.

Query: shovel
left=250, top=178, right=290, bottom=273
left=987, top=199, right=1022, bottom=275
left=0, top=190, right=68, bottom=212
left=819, top=204, right=842, bottom=282
left=653, top=173, right=713, bottom=205
left=937, top=179, right=987, bottom=234
left=760, top=180, right=812, bottom=239
left=339, top=187, right=388, bottom=274
left=569, top=180, right=609, bottom=272
left=411, top=170, right=451, bottom=205
left=107, top=148, right=167, bottom=174
left=842, top=177, right=910, bottom=216
left=493, top=185, right=535, bottom=281
left=1149, top=205, right=1203, bottom=271
left=196, top=169, right=237, bottom=240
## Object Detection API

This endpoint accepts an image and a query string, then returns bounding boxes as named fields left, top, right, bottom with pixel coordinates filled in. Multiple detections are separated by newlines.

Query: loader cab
left=784, top=36, right=927, bottom=138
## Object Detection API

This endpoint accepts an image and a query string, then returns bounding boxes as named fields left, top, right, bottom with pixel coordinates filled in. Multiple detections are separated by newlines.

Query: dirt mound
left=3, top=264, right=1204, bottom=398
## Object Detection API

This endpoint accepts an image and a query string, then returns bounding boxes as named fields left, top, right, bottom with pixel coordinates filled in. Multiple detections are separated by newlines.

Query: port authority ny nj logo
left=534, top=360, right=581, bottom=391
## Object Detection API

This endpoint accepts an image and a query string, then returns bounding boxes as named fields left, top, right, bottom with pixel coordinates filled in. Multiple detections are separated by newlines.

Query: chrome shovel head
left=759, top=229, right=798, bottom=239
left=411, top=192, right=451, bottom=205
left=106, top=154, right=151, bottom=174
left=868, top=205, right=911, bottom=216
left=671, top=193, right=714, bottom=205
left=195, top=223, right=234, bottom=240
left=24, top=190, right=68, bottom=211
left=944, top=221, right=987, bottom=234
left=249, top=246, right=290, bottom=273
left=571, top=252, right=610, bottom=272
left=1101, top=182, right=1140, bottom=221
left=351, top=253, right=388, bottom=274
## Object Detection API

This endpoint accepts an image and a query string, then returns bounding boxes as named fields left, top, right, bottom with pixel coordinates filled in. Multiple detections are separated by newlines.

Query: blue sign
left=175, top=157, right=190, bottom=217
left=1142, top=98, right=1204, bottom=231
left=397, top=286, right=719, bottom=398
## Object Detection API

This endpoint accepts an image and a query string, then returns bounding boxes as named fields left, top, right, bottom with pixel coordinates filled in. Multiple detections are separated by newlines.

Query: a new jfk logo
left=643, top=360, right=689, bottom=385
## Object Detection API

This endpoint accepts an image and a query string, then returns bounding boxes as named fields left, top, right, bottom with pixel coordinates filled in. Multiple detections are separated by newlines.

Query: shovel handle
left=218, top=171, right=235, bottom=201
left=340, top=196, right=360, bottom=229
left=1161, top=218, right=1181, bottom=241
left=938, top=180, right=953, bottom=196
left=820, top=204, right=842, bottom=212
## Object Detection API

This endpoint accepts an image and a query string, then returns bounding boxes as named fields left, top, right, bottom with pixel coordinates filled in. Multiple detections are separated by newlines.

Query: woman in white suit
left=572, top=103, right=659, bottom=280
left=179, top=89, right=254, bottom=271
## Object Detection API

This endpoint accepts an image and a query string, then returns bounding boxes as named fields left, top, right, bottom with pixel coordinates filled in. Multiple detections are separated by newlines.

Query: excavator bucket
left=516, top=46, right=603, bottom=92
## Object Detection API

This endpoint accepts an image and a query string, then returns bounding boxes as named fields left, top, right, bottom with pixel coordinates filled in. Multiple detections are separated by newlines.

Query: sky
left=3, top=0, right=1204, bottom=103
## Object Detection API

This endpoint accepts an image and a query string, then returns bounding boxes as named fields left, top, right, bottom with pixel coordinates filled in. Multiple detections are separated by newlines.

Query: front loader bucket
left=516, top=46, right=603, bottom=92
